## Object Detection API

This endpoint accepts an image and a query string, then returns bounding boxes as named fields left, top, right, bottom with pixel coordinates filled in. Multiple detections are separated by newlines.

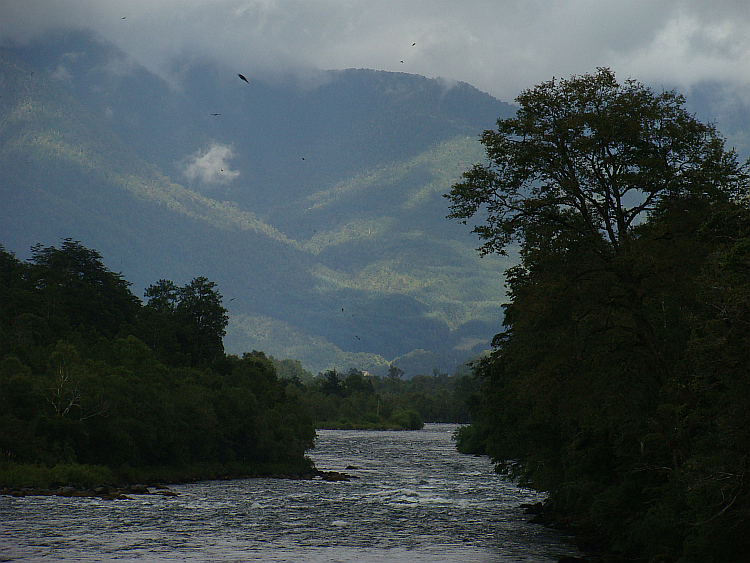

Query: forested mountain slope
left=0, top=31, right=516, bottom=375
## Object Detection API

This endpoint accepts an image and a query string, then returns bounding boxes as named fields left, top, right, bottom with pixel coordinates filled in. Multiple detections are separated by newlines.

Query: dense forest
left=0, top=240, right=317, bottom=486
left=272, top=362, right=480, bottom=430
left=450, top=69, right=750, bottom=561
left=0, top=239, right=478, bottom=489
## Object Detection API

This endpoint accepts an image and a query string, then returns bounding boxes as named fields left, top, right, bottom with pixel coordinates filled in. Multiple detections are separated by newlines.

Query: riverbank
left=0, top=458, right=357, bottom=500
left=4, top=425, right=581, bottom=561
left=0, top=467, right=355, bottom=501
left=521, top=500, right=659, bottom=563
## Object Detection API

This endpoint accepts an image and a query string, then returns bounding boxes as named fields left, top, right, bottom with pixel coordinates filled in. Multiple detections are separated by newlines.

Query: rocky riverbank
left=1, top=482, right=178, bottom=500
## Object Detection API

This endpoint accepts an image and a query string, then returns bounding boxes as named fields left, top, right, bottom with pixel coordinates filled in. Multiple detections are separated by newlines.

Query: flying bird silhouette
left=238, top=73, right=249, bottom=83
left=210, top=113, right=221, bottom=116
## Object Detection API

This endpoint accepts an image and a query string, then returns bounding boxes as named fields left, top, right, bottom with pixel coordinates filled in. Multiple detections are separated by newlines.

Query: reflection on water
left=0, top=424, right=580, bottom=562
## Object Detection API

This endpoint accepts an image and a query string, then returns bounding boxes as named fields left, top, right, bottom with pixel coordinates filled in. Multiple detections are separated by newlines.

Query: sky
left=1, top=0, right=749, bottom=105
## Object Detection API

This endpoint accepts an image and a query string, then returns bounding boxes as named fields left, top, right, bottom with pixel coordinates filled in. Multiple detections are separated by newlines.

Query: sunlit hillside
left=0, top=33, right=518, bottom=375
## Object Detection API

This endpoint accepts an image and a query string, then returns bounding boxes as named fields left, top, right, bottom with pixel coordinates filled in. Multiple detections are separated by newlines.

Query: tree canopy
left=447, top=67, right=746, bottom=258
left=449, top=69, right=750, bottom=561
left=143, top=277, right=228, bottom=366
left=0, top=241, right=315, bottom=483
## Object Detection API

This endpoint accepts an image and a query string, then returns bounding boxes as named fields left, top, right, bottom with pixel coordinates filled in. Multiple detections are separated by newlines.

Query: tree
left=387, top=364, right=405, bottom=380
left=143, top=279, right=179, bottom=312
left=447, top=68, right=747, bottom=389
left=176, top=277, right=229, bottom=364
left=143, top=276, right=228, bottom=366
left=28, top=239, right=141, bottom=339
left=320, top=369, right=343, bottom=396
left=448, top=69, right=750, bottom=560
left=447, top=67, right=746, bottom=259
left=343, top=368, right=375, bottom=396
left=0, top=243, right=316, bottom=477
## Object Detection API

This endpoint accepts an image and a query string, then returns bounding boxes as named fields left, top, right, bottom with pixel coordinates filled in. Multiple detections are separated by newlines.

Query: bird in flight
left=210, top=113, right=221, bottom=116
left=238, top=73, right=249, bottom=83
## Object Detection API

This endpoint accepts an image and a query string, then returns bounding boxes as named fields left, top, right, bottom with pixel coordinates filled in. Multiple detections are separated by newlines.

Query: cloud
left=183, top=142, right=240, bottom=187
left=609, top=8, right=750, bottom=89
left=50, top=63, right=73, bottom=83
left=1, top=0, right=749, bottom=103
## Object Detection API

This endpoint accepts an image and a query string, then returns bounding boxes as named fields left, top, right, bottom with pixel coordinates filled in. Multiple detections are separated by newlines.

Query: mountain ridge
left=0, top=32, right=514, bottom=375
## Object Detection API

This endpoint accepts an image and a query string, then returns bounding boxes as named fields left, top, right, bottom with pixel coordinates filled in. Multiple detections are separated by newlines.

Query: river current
left=1, top=424, right=580, bottom=562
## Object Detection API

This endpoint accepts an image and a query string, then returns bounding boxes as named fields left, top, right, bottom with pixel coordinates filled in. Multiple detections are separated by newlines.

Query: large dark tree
left=448, top=69, right=750, bottom=560
left=448, top=67, right=744, bottom=258
left=23, top=239, right=140, bottom=341
left=143, top=276, right=228, bottom=366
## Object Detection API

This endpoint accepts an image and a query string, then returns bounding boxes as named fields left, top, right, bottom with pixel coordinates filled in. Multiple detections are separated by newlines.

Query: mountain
left=0, top=31, right=517, bottom=376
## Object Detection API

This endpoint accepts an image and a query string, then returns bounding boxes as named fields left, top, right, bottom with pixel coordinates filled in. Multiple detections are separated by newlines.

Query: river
left=1, top=424, right=581, bottom=562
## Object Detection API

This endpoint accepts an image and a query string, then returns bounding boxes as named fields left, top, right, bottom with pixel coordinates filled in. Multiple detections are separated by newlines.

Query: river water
left=1, top=424, right=580, bottom=562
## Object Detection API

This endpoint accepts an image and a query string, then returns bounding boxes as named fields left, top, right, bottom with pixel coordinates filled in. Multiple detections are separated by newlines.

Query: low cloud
left=183, top=142, right=240, bottom=187
left=1, top=1, right=749, bottom=103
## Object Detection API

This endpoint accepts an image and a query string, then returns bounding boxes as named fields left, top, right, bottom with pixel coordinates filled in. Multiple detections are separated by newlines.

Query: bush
left=389, top=409, right=424, bottom=430
left=453, top=424, right=485, bottom=455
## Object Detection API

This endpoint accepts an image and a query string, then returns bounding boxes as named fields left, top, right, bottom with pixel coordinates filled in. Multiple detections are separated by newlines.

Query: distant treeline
left=272, top=361, right=481, bottom=430
left=0, top=239, right=478, bottom=489
left=0, top=239, right=315, bottom=486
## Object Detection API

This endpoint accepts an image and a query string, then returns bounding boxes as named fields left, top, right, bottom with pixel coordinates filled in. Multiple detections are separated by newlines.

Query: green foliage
left=143, top=276, right=229, bottom=366
left=0, top=462, right=117, bottom=489
left=0, top=241, right=316, bottom=483
left=29, top=239, right=140, bottom=341
left=289, top=367, right=479, bottom=429
left=389, top=409, right=424, bottom=431
left=449, top=69, right=750, bottom=561
left=447, top=67, right=745, bottom=258
left=453, top=424, right=486, bottom=456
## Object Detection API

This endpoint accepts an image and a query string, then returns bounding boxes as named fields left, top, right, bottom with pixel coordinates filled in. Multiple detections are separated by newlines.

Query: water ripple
left=0, top=424, right=580, bottom=562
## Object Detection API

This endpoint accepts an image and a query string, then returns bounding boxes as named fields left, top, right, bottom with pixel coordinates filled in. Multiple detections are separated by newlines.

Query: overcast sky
left=1, top=0, right=749, bottom=104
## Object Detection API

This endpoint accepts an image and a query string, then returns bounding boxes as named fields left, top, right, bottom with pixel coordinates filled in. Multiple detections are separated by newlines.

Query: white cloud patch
left=183, top=142, right=240, bottom=186
left=50, top=63, right=73, bottom=83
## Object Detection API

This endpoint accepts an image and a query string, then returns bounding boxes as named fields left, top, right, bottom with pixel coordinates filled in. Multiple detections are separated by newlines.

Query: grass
left=0, top=458, right=317, bottom=491
left=0, top=462, right=117, bottom=489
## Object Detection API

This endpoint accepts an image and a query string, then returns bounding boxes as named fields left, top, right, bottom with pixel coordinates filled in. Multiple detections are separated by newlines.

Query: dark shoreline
left=521, top=500, right=650, bottom=563
left=0, top=467, right=356, bottom=502
left=0, top=468, right=355, bottom=501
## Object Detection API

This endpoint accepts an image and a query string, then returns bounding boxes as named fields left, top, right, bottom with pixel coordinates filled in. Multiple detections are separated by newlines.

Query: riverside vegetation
left=273, top=362, right=480, bottom=431
left=449, top=69, right=750, bottom=561
left=0, top=239, right=477, bottom=492
left=0, top=239, right=318, bottom=491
